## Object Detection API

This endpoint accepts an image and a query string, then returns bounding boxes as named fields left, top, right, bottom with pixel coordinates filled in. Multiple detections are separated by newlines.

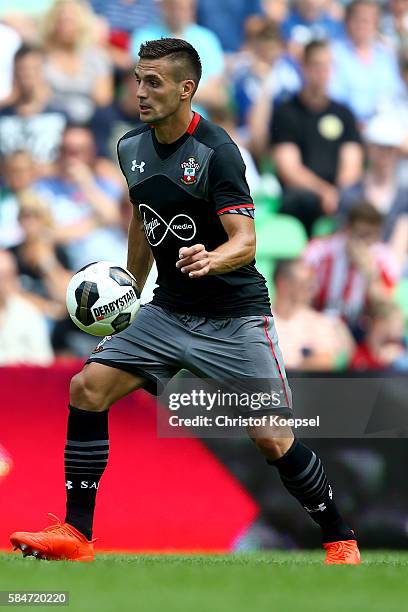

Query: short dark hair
left=273, top=259, right=299, bottom=284
left=14, top=44, right=43, bottom=64
left=346, top=201, right=383, bottom=227
left=138, top=38, right=202, bottom=92
left=245, top=16, right=283, bottom=44
left=303, top=39, right=329, bottom=62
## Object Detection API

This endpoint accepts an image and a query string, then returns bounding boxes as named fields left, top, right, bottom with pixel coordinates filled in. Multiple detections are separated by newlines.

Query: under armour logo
left=139, top=203, right=196, bottom=246
left=65, top=480, right=73, bottom=490
left=131, top=160, right=145, bottom=173
left=304, top=502, right=327, bottom=513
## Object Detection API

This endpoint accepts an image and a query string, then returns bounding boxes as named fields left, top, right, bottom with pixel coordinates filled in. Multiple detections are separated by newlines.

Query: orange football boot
left=323, top=539, right=361, bottom=564
left=10, top=514, right=95, bottom=562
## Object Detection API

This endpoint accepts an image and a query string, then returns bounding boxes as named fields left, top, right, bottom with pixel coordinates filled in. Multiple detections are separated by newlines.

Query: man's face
left=15, top=53, right=44, bottom=95
left=135, top=58, right=189, bottom=124
left=4, top=153, right=36, bottom=192
left=390, top=0, right=408, bottom=18
left=290, top=263, right=316, bottom=306
left=161, top=0, right=195, bottom=32
left=367, top=143, right=399, bottom=174
left=303, top=47, right=332, bottom=92
left=254, top=38, right=283, bottom=65
left=347, top=221, right=380, bottom=246
left=295, top=0, right=325, bottom=20
left=347, top=3, right=379, bottom=45
left=277, top=263, right=316, bottom=306
left=60, top=128, right=95, bottom=166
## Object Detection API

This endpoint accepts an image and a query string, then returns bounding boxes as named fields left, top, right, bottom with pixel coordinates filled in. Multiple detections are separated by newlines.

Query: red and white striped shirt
left=303, top=233, right=399, bottom=323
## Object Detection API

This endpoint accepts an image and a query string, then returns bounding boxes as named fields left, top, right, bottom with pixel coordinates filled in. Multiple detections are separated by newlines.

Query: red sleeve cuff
left=217, top=204, right=255, bottom=215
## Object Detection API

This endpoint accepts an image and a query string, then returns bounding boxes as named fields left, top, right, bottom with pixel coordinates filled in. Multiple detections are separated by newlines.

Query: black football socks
left=269, top=439, right=355, bottom=543
left=64, top=405, right=109, bottom=540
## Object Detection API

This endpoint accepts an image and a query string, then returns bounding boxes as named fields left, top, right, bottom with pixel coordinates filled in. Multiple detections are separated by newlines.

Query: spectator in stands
left=90, top=70, right=142, bottom=160
left=381, top=0, right=408, bottom=49
left=0, top=22, right=21, bottom=103
left=0, top=1, right=54, bottom=42
left=89, top=0, right=158, bottom=34
left=330, top=0, right=402, bottom=123
left=303, top=202, right=400, bottom=327
left=262, top=0, right=289, bottom=26
left=36, top=125, right=127, bottom=270
left=281, top=0, right=344, bottom=60
left=231, top=18, right=301, bottom=133
left=0, top=45, right=67, bottom=170
left=196, top=0, right=264, bottom=53
left=131, top=0, right=227, bottom=113
left=9, top=190, right=72, bottom=321
left=387, top=47, right=408, bottom=160
left=0, top=249, right=53, bottom=365
left=207, top=106, right=261, bottom=194
left=89, top=0, right=160, bottom=71
left=273, top=259, right=355, bottom=370
left=0, top=151, right=38, bottom=249
left=351, top=300, right=408, bottom=370
left=41, top=0, right=113, bottom=124
left=270, top=40, right=363, bottom=234
left=341, top=113, right=408, bottom=243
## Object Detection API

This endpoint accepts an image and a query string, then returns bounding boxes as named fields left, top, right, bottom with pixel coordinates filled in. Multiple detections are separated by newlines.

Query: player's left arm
left=176, top=215, right=256, bottom=278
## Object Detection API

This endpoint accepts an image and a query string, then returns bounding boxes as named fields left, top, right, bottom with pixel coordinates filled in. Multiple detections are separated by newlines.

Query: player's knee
left=70, top=371, right=108, bottom=412
left=254, top=435, right=294, bottom=462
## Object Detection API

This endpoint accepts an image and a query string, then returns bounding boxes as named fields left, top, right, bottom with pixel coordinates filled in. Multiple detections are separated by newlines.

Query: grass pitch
left=1, top=551, right=407, bottom=612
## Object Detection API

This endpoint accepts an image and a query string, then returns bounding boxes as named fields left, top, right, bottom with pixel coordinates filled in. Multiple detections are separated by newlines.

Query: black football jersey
left=117, top=112, right=270, bottom=317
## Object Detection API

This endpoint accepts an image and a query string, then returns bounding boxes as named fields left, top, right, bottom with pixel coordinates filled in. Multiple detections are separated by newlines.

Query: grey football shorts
left=87, top=304, right=293, bottom=415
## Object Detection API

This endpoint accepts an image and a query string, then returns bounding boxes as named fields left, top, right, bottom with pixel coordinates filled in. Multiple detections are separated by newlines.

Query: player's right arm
left=127, top=204, right=154, bottom=291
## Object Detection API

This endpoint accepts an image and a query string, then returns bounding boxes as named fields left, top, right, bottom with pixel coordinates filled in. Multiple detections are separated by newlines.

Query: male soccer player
left=10, top=38, right=360, bottom=564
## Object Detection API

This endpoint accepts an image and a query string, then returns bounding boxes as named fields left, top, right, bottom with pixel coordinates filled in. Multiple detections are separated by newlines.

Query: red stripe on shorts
left=263, top=315, right=290, bottom=408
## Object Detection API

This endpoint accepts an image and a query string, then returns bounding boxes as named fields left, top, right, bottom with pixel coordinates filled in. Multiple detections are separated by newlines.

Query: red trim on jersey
left=316, top=254, right=333, bottom=310
left=263, top=316, right=290, bottom=408
left=342, top=266, right=355, bottom=302
left=187, top=112, right=201, bottom=135
left=150, top=112, right=201, bottom=134
left=217, top=204, right=255, bottom=215
left=379, top=267, right=394, bottom=290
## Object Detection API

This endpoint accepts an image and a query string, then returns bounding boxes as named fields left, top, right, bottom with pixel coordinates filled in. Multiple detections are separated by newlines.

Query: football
left=66, top=261, right=141, bottom=336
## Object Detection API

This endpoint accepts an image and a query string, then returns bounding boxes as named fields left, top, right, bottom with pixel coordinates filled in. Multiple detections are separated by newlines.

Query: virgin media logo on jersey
left=139, top=203, right=196, bottom=246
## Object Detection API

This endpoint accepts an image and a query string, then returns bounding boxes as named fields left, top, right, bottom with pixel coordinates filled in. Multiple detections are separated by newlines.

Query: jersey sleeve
left=339, top=106, right=362, bottom=144
left=208, top=143, right=255, bottom=218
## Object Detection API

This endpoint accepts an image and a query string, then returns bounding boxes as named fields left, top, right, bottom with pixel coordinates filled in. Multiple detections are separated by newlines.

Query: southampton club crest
left=181, top=157, right=200, bottom=185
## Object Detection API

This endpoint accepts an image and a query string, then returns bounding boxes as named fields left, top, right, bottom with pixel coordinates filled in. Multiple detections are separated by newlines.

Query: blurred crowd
left=1, top=0, right=408, bottom=374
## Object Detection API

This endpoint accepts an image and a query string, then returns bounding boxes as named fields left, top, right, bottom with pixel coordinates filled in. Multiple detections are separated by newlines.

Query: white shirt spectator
left=0, top=24, right=21, bottom=101
left=0, top=294, right=53, bottom=365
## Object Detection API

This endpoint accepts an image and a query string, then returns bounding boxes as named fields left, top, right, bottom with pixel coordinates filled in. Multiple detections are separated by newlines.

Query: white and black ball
left=66, top=261, right=141, bottom=336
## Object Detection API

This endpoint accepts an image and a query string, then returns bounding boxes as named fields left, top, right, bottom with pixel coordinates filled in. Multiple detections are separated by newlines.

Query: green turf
left=1, top=552, right=407, bottom=612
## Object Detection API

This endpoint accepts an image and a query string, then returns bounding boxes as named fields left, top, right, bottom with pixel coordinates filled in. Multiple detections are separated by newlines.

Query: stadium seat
left=395, top=278, right=408, bottom=323
left=255, top=214, right=308, bottom=300
left=311, top=216, right=337, bottom=237
left=255, top=213, right=308, bottom=259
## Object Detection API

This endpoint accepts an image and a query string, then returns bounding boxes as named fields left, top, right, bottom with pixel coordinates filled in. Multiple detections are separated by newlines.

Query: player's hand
left=176, top=244, right=211, bottom=278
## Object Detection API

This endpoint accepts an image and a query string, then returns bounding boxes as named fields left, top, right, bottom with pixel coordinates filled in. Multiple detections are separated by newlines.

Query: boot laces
left=42, top=513, right=98, bottom=543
